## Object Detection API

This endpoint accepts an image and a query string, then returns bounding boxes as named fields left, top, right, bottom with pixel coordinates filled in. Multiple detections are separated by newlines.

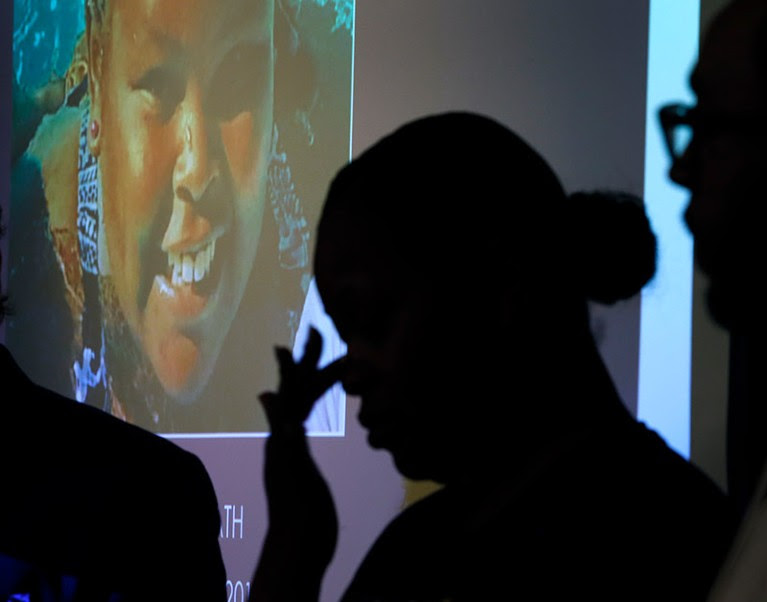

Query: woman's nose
left=174, top=80, right=219, bottom=203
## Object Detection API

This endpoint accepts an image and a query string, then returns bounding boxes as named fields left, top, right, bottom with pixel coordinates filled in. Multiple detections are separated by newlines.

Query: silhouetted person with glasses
left=0, top=206, right=226, bottom=600
left=658, top=1, right=767, bottom=600
left=250, top=112, right=735, bottom=601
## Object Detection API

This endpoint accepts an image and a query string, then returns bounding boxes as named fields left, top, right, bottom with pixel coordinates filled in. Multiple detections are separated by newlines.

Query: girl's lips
left=140, top=227, right=228, bottom=399
left=147, top=227, right=227, bottom=327
left=149, top=227, right=226, bottom=318
left=152, top=275, right=208, bottom=320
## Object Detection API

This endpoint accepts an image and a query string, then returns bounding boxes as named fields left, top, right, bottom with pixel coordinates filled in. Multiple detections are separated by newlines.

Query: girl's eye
left=136, top=68, right=185, bottom=121
left=208, top=44, right=269, bottom=121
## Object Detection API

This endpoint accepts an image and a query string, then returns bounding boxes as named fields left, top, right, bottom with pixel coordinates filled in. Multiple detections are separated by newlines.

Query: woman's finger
left=300, top=326, right=324, bottom=368
left=274, top=345, right=294, bottom=369
left=260, top=335, right=346, bottom=429
left=314, top=355, right=347, bottom=395
left=258, top=391, right=278, bottom=416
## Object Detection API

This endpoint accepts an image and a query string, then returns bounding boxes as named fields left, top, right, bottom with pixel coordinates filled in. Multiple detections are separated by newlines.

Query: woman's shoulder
left=342, top=489, right=464, bottom=601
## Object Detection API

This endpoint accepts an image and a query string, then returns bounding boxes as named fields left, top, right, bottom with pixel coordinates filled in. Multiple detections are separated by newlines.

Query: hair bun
left=567, top=190, right=657, bottom=304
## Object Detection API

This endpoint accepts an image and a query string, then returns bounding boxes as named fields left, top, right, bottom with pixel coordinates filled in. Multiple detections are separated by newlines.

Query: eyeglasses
left=658, top=102, right=765, bottom=165
left=658, top=103, right=695, bottom=163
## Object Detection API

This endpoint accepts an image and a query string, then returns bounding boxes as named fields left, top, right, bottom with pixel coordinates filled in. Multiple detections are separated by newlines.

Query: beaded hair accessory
left=73, top=104, right=109, bottom=408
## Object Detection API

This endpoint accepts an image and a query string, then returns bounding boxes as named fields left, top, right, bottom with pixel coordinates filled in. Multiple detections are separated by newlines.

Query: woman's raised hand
left=251, top=328, right=345, bottom=601
left=259, top=327, right=345, bottom=435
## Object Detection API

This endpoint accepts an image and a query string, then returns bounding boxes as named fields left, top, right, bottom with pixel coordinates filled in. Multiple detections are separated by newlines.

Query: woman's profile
left=8, top=0, right=352, bottom=432
left=252, top=112, right=736, bottom=600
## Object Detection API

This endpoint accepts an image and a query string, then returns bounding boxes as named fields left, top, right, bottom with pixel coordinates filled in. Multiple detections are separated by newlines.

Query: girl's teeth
left=173, top=257, right=183, bottom=285
left=194, top=251, right=205, bottom=282
left=168, top=239, right=215, bottom=285
left=182, top=255, right=194, bottom=282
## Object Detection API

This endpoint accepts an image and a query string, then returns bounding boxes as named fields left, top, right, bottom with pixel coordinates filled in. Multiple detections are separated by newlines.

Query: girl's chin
left=146, top=330, right=204, bottom=402
left=142, top=319, right=223, bottom=405
left=141, top=274, right=219, bottom=402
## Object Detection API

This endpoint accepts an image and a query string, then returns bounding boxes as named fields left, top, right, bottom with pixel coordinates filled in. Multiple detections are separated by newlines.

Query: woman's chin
left=384, top=437, right=449, bottom=483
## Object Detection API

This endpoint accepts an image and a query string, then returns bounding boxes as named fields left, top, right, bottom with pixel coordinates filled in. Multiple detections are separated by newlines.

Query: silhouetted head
left=669, top=0, right=767, bottom=331
left=315, top=112, right=655, bottom=482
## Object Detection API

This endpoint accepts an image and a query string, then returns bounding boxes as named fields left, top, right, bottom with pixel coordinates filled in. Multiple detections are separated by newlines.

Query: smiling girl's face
left=90, top=0, right=275, bottom=401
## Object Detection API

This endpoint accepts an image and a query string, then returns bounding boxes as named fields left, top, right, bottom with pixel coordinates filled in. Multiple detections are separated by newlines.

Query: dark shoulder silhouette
left=0, top=344, right=226, bottom=600
left=0, top=207, right=226, bottom=601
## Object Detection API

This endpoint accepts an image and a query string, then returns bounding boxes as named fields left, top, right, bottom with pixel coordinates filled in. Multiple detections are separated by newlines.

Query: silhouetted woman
left=251, top=112, right=735, bottom=601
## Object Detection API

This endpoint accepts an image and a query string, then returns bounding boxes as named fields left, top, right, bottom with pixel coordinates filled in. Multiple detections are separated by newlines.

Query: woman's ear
left=87, top=22, right=104, bottom=157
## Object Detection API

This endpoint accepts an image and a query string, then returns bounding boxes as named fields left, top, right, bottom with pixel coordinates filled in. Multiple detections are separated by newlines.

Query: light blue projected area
left=637, top=0, right=699, bottom=458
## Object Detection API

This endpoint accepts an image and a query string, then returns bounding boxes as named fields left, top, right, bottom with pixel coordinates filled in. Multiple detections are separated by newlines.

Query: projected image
left=8, top=0, right=352, bottom=433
